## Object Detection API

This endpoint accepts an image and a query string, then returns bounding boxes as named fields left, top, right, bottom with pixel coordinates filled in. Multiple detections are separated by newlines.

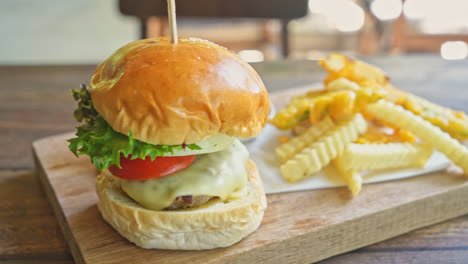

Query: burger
left=68, top=37, right=269, bottom=250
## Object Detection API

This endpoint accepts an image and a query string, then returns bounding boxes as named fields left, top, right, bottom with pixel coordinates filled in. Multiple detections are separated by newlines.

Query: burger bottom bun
left=96, top=160, right=267, bottom=250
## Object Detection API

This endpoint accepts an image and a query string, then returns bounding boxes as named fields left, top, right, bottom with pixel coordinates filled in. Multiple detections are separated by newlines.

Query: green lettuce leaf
left=68, top=85, right=200, bottom=170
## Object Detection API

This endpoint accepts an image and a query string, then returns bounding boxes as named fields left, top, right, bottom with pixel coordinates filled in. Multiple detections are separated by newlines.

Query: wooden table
left=1, top=56, right=467, bottom=263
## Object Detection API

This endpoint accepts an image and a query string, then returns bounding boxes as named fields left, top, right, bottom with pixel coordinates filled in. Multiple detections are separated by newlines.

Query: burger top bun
left=90, top=37, right=270, bottom=145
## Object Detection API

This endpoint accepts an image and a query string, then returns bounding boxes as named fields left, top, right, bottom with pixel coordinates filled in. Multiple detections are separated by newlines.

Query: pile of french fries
left=270, top=54, right=468, bottom=195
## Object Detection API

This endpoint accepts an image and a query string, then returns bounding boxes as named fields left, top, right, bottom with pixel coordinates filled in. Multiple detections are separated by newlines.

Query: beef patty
left=165, top=195, right=216, bottom=210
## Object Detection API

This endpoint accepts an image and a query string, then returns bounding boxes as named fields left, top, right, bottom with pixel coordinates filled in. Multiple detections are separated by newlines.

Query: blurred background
left=1, top=0, right=468, bottom=65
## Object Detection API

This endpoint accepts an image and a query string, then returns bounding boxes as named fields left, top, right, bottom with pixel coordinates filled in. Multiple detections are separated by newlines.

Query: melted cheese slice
left=168, top=134, right=235, bottom=156
left=114, top=139, right=249, bottom=211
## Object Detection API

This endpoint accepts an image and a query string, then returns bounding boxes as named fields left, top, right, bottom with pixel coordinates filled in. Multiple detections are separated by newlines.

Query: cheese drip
left=118, top=139, right=249, bottom=210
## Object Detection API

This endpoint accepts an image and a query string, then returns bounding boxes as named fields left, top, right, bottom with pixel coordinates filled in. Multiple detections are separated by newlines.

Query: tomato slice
left=109, top=154, right=196, bottom=180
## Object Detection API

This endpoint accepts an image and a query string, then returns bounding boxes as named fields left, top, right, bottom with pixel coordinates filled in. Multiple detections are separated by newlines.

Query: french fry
left=308, top=91, right=355, bottom=125
left=319, top=53, right=347, bottom=73
left=402, top=94, right=468, bottom=141
left=292, top=122, right=312, bottom=136
left=333, top=141, right=432, bottom=196
left=269, top=96, right=319, bottom=130
left=276, top=117, right=334, bottom=163
left=332, top=160, right=362, bottom=196
left=325, top=78, right=386, bottom=112
left=326, top=77, right=361, bottom=92
left=355, top=124, right=417, bottom=144
left=277, top=136, right=291, bottom=144
left=270, top=91, right=351, bottom=129
left=343, top=171, right=362, bottom=196
left=367, top=100, right=468, bottom=174
left=382, top=84, right=468, bottom=140
left=319, top=53, right=389, bottom=87
left=280, top=114, right=367, bottom=182
left=334, top=142, right=433, bottom=172
left=272, top=90, right=327, bottom=130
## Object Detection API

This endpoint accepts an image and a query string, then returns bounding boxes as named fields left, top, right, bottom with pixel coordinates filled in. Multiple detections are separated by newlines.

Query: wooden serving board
left=33, top=131, right=468, bottom=264
left=33, top=83, right=468, bottom=264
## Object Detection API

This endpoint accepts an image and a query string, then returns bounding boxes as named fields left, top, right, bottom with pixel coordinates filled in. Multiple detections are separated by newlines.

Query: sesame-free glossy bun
left=90, top=37, right=269, bottom=145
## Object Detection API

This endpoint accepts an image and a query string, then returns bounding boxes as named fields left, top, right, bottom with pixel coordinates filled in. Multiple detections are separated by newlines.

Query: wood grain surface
left=2, top=57, right=468, bottom=263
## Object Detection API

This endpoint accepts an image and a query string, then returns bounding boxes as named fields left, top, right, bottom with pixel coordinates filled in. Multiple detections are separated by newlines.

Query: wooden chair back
left=119, top=0, right=309, bottom=57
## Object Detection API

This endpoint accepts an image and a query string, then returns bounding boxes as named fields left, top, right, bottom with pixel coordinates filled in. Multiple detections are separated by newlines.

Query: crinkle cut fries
left=270, top=54, right=468, bottom=195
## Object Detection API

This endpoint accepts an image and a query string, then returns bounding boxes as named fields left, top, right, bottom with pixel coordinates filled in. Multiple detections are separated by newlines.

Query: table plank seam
left=0, top=167, right=34, bottom=171
left=360, top=246, right=468, bottom=253
left=0, top=254, right=72, bottom=261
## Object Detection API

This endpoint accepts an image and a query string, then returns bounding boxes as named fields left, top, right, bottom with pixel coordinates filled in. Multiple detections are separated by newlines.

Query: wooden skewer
left=167, top=0, right=178, bottom=44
